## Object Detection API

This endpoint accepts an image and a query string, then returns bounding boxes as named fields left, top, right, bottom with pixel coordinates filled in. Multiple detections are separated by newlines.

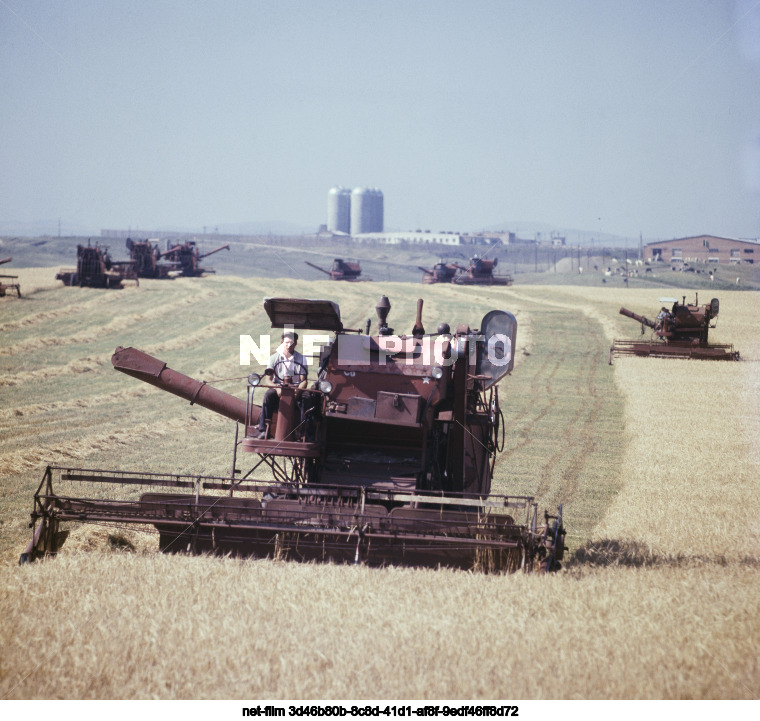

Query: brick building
left=644, top=235, right=759, bottom=265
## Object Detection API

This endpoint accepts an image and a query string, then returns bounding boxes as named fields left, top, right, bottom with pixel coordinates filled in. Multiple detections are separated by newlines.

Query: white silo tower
left=372, top=187, right=384, bottom=232
left=327, top=186, right=351, bottom=233
left=350, top=186, right=384, bottom=234
left=350, top=186, right=370, bottom=235
left=367, top=188, right=377, bottom=232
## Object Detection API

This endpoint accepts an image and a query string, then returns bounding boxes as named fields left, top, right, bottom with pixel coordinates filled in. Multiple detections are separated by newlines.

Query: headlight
left=247, top=372, right=261, bottom=387
left=431, top=366, right=444, bottom=380
left=318, top=380, right=333, bottom=394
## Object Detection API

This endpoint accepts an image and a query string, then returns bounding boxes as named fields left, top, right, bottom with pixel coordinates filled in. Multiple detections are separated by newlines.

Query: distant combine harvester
left=56, top=243, right=138, bottom=289
left=126, top=238, right=229, bottom=279
left=420, top=256, right=512, bottom=286
left=305, top=258, right=368, bottom=281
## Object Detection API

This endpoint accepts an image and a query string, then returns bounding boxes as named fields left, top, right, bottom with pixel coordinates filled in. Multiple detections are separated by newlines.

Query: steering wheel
left=271, top=358, right=308, bottom=384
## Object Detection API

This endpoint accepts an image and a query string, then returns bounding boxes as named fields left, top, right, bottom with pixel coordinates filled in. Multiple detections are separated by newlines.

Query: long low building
left=350, top=230, right=564, bottom=246
left=354, top=231, right=470, bottom=245
left=644, top=235, right=759, bottom=265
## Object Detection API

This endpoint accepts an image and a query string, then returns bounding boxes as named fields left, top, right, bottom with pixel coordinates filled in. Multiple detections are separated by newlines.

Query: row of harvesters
left=56, top=239, right=230, bottom=288
left=0, top=256, right=22, bottom=297
left=302, top=256, right=513, bottom=286
left=419, top=256, right=513, bottom=286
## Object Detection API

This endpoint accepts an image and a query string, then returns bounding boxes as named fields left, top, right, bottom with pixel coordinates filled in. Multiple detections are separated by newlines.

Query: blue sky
left=2, top=0, right=759, bottom=240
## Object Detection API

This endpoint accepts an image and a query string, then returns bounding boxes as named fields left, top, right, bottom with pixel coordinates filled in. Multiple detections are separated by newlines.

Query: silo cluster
left=327, top=186, right=383, bottom=234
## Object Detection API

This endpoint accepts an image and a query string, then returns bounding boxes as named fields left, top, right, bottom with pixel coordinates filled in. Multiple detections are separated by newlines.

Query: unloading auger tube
left=21, top=296, right=566, bottom=572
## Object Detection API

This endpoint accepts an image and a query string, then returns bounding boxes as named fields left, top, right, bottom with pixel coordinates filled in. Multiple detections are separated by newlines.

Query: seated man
left=655, top=306, right=671, bottom=332
left=256, top=331, right=308, bottom=439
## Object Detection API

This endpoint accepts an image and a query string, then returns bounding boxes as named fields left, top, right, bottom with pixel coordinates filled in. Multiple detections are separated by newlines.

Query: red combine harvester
left=159, top=240, right=230, bottom=277
left=305, top=258, right=366, bottom=281
left=610, top=294, right=740, bottom=363
left=56, top=243, right=138, bottom=289
left=419, top=260, right=459, bottom=285
left=454, top=256, right=512, bottom=286
left=125, top=238, right=229, bottom=278
left=21, top=295, right=565, bottom=572
left=125, top=238, right=172, bottom=278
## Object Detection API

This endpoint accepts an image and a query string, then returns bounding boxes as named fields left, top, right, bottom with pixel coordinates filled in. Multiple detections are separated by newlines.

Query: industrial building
left=644, top=235, right=759, bottom=265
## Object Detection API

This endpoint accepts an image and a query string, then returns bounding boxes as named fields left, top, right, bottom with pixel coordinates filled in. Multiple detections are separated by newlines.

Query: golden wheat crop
left=1, top=554, right=758, bottom=699
left=0, top=276, right=758, bottom=700
left=595, top=358, right=760, bottom=558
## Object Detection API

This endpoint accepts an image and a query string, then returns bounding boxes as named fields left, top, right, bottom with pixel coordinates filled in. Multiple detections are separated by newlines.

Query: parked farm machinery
left=305, top=258, right=367, bottom=281
left=609, top=294, right=740, bottom=362
left=21, top=295, right=565, bottom=573
left=0, top=256, right=21, bottom=297
left=56, top=243, right=138, bottom=289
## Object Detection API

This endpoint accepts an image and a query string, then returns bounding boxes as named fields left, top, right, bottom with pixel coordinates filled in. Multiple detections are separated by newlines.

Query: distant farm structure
left=644, top=235, right=760, bottom=265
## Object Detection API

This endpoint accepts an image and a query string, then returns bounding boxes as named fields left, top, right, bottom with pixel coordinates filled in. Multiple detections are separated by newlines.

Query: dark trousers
left=258, top=388, right=320, bottom=439
left=258, top=388, right=280, bottom=432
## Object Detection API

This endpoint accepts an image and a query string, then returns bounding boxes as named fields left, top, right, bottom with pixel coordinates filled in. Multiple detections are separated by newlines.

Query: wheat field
left=0, top=272, right=758, bottom=700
